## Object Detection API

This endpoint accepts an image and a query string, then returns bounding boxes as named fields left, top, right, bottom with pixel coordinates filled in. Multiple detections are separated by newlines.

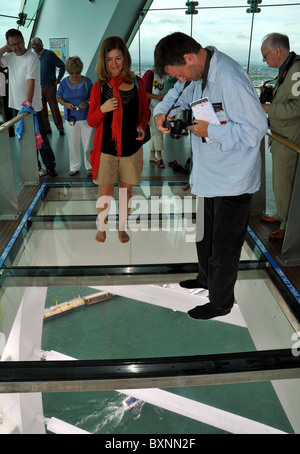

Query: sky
left=0, top=0, right=22, bottom=42
left=130, top=0, right=300, bottom=64
left=1, top=0, right=300, bottom=65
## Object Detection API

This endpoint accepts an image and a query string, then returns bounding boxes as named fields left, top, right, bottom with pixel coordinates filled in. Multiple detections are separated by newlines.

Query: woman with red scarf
left=88, top=36, right=150, bottom=244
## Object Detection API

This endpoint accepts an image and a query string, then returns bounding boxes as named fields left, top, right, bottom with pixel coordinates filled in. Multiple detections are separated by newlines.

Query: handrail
left=267, top=130, right=300, bottom=154
left=0, top=112, right=30, bottom=134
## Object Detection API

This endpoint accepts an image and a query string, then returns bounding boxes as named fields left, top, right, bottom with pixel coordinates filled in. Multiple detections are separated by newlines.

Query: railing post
left=20, top=114, right=39, bottom=185
left=279, top=155, right=300, bottom=266
left=0, top=126, right=20, bottom=220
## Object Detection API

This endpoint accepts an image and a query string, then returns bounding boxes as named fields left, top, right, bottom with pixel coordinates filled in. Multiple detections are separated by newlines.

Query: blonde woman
left=142, top=68, right=167, bottom=167
left=88, top=37, right=150, bottom=243
left=57, top=56, right=94, bottom=176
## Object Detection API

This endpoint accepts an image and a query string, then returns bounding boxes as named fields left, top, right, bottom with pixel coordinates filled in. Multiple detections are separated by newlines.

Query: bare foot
left=96, top=231, right=106, bottom=243
left=118, top=230, right=130, bottom=244
left=149, top=151, right=157, bottom=163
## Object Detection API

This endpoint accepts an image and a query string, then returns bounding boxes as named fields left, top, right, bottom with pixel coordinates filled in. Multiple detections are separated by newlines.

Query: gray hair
left=31, top=37, right=43, bottom=45
left=262, top=33, right=290, bottom=52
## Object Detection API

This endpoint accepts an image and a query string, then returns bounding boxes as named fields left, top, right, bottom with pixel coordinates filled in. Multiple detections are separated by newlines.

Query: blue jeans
left=13, top=109, right=56, bottom=168
left=196, top=193, right=253, bottom=311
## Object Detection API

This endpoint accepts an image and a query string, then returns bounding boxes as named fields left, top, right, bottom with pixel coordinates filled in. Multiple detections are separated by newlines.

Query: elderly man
left=260, top=33, right=300, bottom=240
left=31, top=37, right=65, bottom=135
left=154, top=32, right=268, bottom=320
left=0, top=28, right=57, bottom=176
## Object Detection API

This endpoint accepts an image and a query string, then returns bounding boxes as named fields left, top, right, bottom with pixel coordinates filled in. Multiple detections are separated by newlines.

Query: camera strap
left=262, top=77, right=277, bottom=88
left=201, top=48, right=213, bottom=96
left=273, top=51, right=297, bottom=99
left=67, top=109, right=77, bottom=126
left=277, top=51, right=297, bottom=86
left=164, top=80, right=191, bottom=118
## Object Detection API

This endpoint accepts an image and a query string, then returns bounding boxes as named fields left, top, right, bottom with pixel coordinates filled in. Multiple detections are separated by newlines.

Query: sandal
left=69, top=171, right=79, bottom=176
left=157, top=159, right=165, bottom=169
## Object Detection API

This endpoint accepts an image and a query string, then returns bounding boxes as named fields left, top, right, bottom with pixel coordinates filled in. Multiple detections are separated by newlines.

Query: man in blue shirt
left=154, top=32, right=268, bottom=320
left=31, top=37, right=65, bottom=135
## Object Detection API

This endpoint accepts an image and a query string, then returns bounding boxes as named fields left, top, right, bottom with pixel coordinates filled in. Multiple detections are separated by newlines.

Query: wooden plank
left=249, top=215, right=300, bottom=294
left=0, top=185, right=41, bottom=257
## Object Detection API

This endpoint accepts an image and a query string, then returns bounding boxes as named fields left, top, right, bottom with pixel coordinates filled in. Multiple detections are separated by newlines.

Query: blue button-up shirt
left=154, top=47, right=268, bottom=197
left=39, top=49, right=65, bottom=86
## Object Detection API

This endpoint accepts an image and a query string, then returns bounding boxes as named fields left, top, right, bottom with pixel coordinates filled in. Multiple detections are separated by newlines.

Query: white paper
left=190, top=97, right=221, bottom=125
left=190, top=97, right=221, bottom=143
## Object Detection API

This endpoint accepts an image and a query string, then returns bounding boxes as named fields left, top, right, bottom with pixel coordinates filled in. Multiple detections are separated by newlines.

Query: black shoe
left=46, top=166, right=57, bottom=177
left=179, top=279, right=208, bottom=290
left=188, top=303, right=230, bottom=320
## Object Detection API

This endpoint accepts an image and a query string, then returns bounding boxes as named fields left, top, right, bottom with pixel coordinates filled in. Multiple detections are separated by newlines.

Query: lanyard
left=201, top=48, right=213, bottom=96
left=273, top=51, right=297, bottom=100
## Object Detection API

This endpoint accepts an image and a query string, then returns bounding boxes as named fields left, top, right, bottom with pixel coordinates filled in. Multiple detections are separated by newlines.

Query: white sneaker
left=38, top=167, right=47, bottom=177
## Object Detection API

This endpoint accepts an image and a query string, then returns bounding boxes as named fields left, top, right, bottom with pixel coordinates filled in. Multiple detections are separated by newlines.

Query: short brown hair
left=65, top=56, right=83, bottom=74
left=6, top=28, right=24, bottom=43
left=154, top=32, right=202, bottom=77
left=95, top=36, right=134, bottom=85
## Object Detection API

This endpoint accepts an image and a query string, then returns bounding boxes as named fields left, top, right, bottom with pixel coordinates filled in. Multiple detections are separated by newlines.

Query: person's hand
left=187, top=119, right=209, bottom=137
left=154, top=113, right=172, bottom=135
left=100, top=97, right=119, bottom=113
left=21, top=100, right=33, bottom=109
left=78, top=100, right=89, bottom=109
left=261, top=104, right=269, bottom=113
left=64, top=101, right=75, bottom=110
left=136, top=125, right=145, bottom=140
left=4, top=43, right=12, bottom=53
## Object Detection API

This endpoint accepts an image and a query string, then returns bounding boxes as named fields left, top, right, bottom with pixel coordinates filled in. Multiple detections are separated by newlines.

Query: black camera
left=163, top=117, right=190, bottom=139
left=259, top=83, right=273, bottom=104
left=162, top=81, right=192, bottom=139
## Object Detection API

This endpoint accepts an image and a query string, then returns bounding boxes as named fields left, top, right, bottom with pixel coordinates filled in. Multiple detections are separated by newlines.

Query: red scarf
left=109, top=75, right=124, bottom=157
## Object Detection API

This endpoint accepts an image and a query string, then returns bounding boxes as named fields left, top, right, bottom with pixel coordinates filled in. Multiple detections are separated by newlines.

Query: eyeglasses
left=263, top=48, right=275, bottom=60
left=69, top=71, right=81, bottom=75
left=8, top=41, right=23, bottom=48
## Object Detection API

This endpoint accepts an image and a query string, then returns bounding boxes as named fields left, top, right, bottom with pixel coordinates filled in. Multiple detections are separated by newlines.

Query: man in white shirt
left=0, top=69, right=5, bottom=122
left=0, top=28, right=57, bottom=176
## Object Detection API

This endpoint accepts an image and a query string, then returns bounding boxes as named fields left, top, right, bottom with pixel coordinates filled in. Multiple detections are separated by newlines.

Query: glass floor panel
left=1, top=182, right=264, bottom=269
left=0, top=182, right=299, bottom=434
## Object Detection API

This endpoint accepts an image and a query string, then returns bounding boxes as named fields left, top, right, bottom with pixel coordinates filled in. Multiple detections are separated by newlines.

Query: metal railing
left=267, top=130, right=300, bottom=266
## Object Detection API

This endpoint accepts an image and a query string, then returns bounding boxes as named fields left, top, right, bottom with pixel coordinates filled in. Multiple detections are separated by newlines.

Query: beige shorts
left=94, top=147, right=143, bottom=186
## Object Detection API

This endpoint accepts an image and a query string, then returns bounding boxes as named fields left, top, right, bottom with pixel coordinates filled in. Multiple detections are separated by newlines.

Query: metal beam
left=0, top=349, right=299, bottom=394
left=0, top=261, right=265, bottom=288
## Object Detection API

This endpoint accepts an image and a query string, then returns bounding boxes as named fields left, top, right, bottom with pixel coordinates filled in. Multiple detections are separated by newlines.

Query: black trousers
left=196, top=193, right=253, bottom=312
